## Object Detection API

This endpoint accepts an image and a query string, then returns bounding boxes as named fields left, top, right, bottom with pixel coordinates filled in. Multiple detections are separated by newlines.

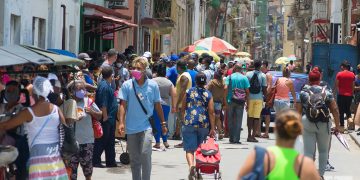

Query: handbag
left=242, top=146, right=269, bottom=180
left=86, top=98, right=103, bottom=139
left=265, top=79, right=279, bottom=108
left=229, top=75, right=246, bottom=105
left=132, top=80, right=157, bottom=134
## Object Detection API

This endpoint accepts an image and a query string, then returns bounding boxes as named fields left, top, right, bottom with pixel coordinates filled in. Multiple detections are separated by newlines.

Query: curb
left=349, top=133, right=360, bottom=148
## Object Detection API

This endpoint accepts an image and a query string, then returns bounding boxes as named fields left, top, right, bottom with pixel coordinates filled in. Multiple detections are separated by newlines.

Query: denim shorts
left=274, top=99, right=290, bottom=113
left=214, top=102, right=222, bottom=117
left=182, top=126, right=209, bottom=152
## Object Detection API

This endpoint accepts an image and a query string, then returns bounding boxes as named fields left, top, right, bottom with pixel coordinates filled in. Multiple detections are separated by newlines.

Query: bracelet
left=161, top=122, right=167, bottom=125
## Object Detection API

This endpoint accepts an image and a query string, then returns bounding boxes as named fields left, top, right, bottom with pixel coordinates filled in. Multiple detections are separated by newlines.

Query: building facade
left=0, top=0, right=81, bottom=53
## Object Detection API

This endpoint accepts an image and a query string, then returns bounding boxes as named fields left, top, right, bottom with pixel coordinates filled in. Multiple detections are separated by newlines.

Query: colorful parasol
left=194, top=36, right=237, bottom=54
left=235, top=52, right=251, bottom=57
left=275, top=57, right=290, bottom=65
left=192, top=50, right=220, bottom=62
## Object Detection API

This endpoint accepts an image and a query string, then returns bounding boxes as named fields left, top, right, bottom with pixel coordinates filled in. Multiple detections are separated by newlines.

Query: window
left=10, top=14, right=21, bottom=44
left=32, top=17, right=46, bottom=48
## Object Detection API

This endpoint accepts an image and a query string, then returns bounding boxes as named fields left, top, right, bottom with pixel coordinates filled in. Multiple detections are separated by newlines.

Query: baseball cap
left=170, top=54, right=179, bottom=61
left=78, top=53, right=92, bottom=61
left=143, top=51, right=152, bottom=58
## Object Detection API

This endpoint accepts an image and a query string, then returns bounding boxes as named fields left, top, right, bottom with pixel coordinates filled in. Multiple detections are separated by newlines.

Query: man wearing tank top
left=173, top=59, right=192, bottom=148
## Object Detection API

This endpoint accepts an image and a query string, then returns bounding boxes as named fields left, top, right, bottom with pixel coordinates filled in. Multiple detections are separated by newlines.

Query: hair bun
left=284, top=120, right=302, bottom=138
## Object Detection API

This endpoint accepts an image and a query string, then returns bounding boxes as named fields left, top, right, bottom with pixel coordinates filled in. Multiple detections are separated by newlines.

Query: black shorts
left=261, top=107, right=271, bottom=116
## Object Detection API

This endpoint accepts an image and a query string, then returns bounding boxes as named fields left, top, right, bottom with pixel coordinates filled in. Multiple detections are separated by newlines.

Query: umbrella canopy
left=192, top=50, right=220, bottom=62
left=47, top=49, right=77, bottom=58
left=241, top=56, right=253, bottom=64
left=235, top=52, right=251, bottom=57
left=0, top=49, right=30, bottom=66
left=275, top=57, right=290, bottom=65
left=288, top=54, right=297, bottom=61
left=181, top=45, right=208, bottom=52
left=0, top=45, right=53, bottom=65
left=194, top=36, right=237, bottom=54
left=23, top=45, right=84, bottom=66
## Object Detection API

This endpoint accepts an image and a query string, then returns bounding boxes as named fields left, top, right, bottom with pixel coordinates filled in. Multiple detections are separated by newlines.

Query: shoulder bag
left=132, top=80, right=157, bottom=134
left=265, top=79, right=279, bottom=108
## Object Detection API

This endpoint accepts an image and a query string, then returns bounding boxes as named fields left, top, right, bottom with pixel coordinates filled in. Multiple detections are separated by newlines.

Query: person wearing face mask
left=66, top=80, right=102, bottom=180
left=0, top=81, right=30, bottom=180
left=118, top=57, right=168, bottom=180
left=93, top=66, right=118, bottom=168
left=115, top=53, right=130, bottom=90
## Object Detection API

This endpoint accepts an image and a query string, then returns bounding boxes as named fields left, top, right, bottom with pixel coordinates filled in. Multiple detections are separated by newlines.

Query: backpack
left=229, top=75, right=246, bottom=105
left=249, top=72, right=261, bottom=94
left=304, top=86, right=330, bottom=123
left=242, top=146, right=269, bottom=180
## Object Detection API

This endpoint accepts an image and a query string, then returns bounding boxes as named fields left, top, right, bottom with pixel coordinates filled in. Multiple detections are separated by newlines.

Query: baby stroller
left=194, top=138, right=221, bottom=180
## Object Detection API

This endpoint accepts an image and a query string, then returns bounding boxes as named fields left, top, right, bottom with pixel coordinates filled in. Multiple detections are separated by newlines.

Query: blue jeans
left=227, top=103, right=244, bottom=143
left=274, top=99, right=290, bottom=113
left=152, top=105, right=170, bottom=143
left=182, top=126, right=209, bottom=152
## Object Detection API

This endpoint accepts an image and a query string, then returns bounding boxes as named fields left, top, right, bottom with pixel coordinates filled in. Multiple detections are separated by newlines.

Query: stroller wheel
left=119, top=152, right=130, bottom=165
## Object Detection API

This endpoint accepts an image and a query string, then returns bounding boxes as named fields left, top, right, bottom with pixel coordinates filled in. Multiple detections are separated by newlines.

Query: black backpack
left=304, top=86, right=330, bottom=123
left=249, top=72, right=261, bottom=94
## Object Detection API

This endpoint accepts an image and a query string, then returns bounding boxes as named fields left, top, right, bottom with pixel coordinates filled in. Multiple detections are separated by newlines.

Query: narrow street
left=81, top=113, right=360, bottom=180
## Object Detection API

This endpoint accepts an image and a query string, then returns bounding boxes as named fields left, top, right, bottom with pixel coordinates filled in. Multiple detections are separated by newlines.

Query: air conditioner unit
left=108, top=0, right=128, bottom=9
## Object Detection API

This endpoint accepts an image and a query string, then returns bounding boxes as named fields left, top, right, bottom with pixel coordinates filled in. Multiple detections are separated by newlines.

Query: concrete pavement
left=77, top=115, right=360, bottom=180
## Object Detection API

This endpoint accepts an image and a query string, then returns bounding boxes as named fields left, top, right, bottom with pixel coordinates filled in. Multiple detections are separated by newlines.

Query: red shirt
left=227, top=68, right=233, bottom=76
left=336, top=70, right=355, bottom=96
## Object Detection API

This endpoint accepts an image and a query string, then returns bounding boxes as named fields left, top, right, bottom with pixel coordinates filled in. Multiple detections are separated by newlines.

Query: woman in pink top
left=274, top=68, right=297, bottom=113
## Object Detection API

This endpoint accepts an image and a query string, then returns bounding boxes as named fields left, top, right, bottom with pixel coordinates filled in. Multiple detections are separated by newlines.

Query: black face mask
left=20, top=79, right=30, bottom=86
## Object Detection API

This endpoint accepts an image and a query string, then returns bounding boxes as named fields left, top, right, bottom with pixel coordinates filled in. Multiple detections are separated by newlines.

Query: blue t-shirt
left=166, top=66, right=178, bottom=86
left=188, top=69, right=198, bottom=87
left=119, top=79, right=161, bottom=134
left=84, top=73, right=94, bottom=86
left=246, top=70, right=267, bottom=100
left=225, top=72, right=250, bottom=103
left=95, top=80, right=118, bottom=123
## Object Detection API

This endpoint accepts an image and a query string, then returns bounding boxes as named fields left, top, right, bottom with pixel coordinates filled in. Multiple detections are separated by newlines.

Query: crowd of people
left=0, top=45, right=358, bottom=180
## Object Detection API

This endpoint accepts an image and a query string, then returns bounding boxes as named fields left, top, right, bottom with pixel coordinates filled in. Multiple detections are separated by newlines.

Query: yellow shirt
left=176, top=72, right=192, bottom=105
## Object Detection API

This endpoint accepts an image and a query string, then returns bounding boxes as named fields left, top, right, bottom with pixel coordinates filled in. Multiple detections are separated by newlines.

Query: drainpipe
left=61, top=4, right=66, bottom=50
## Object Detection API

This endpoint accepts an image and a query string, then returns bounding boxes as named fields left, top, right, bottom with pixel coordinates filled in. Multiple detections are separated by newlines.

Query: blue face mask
left=75, top=89, right=86, bottom=99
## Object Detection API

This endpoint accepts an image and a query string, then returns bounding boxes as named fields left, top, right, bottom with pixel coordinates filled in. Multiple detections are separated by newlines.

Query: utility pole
left=193, top=0, right=200, bottom=42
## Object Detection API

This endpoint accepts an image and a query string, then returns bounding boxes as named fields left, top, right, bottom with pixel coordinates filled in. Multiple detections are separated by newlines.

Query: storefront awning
left=83, top=2, right=137, bottom=36
left=141, top=17, right=174, bottom=30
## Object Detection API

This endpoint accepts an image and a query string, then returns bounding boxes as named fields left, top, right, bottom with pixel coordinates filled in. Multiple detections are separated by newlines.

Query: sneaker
left=174, top=143, right=183, bottom=148
left=325, top=162, right=335, bottom=171
left=93, top=164, right=106, bottom=168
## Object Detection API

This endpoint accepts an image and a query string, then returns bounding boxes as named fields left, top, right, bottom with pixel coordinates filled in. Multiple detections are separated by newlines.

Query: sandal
left=163, top=142, right=170, bottom=148
left=260, top=134, right=269, bottom=139
left=153, top=144, right=161, bottom=149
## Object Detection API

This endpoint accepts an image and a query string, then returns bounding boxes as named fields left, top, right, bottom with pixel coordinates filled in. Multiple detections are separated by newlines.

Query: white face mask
left=116, top=63, right=123, bottom=68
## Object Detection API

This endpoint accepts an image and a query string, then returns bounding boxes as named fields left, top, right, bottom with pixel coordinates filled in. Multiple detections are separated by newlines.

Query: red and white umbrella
left=194, top=36, right=237, bottom=54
